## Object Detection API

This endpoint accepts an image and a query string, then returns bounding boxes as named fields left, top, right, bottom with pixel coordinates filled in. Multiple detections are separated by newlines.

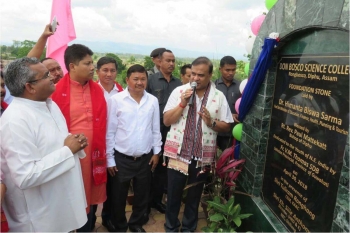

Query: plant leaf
left=213, top=195, right=221, bottom=204
left=239, top=213, right=253, bottom=219
left=229, top=204, right=241, bottom=218
left=209, top=213, right=224, bottom=222
left=226, top=196, right=235, bottom=213
left=232, top=217, right=242, bottom=227
left=207, top=200, right=226, bottom=213
left=209, top=222, right=218, bottom=229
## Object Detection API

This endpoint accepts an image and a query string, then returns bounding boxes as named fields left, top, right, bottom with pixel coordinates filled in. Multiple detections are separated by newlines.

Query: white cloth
left=4, top=85, right=13, bottom=104
left=98, top=81, right=122, bottom=100
left=0, top=97, right=87, bottom=232
left=106, top=88, right=162, bottom=167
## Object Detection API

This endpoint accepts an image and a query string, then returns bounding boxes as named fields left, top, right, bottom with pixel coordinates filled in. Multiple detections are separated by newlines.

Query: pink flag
left=47, top=0, right=76, bottom=75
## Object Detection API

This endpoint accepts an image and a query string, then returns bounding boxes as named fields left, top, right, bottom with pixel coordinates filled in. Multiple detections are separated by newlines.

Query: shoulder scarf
left=180, top=83, right=211, bottom=162
left=52, top=73, right=107, bottom=185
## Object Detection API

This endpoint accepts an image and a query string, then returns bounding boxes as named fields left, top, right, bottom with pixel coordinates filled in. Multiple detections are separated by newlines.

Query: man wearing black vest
left=146, top=49, right=182, bottom=218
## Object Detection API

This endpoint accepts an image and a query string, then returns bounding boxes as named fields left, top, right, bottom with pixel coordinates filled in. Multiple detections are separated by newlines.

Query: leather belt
left=114, top=150, right=150, bottom=161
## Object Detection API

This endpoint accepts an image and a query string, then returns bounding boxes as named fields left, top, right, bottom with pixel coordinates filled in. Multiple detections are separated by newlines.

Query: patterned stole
left=179, top=83, right=211, bottom=162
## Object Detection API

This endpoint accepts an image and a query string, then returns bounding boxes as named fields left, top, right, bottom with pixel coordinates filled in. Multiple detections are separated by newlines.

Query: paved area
left=92, top=200, right=207, bottom=232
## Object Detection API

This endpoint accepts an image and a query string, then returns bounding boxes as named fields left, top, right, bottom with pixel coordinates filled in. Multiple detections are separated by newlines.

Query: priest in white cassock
left=0, top=57, right=88, bottom=232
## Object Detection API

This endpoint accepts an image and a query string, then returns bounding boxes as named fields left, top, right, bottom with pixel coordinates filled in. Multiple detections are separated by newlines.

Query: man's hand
left=0, top=183, right=6, bottom=205
left=198, top=107, right=212, bottom=126
left=107, top=166, right=118, bottom=177
left=180, top=88, right=194, bottom=107
left=64, top=134, right=88, bottom=154
left=149, top=155, right=159, bottom=171
left=232, top=114, right=240, bottom=123
left=43, top=24, right=55, bottom=38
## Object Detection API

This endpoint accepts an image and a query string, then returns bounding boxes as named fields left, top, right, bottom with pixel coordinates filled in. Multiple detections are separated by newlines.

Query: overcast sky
left=0, top=0, right=267, bottom=60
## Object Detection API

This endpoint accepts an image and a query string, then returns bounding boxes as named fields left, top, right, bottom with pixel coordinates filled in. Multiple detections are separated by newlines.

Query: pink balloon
left=251, top=15, right=266, bottom=36
left=235, top=97, right=241, bottom=114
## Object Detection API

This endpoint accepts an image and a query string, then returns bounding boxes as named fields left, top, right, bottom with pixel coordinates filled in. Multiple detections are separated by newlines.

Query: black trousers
left=217, top=135, right=233, bottom=151
left=164, top=160, right=209, bottom=232
left=110, top=150, right=152, bottom=231
left=101, top=169, right=113, bottom=222
left=76, top=204, right=97, bottom=232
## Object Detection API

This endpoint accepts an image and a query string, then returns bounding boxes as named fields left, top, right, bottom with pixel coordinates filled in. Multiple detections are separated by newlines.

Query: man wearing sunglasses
left=0, top=57, right=88, bottom=232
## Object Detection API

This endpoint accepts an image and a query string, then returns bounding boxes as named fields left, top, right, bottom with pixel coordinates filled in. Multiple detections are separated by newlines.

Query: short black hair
left=150, top=48, right=166, bottom=58
left=0, top=70, right=3, bottom=79
left=191, top=57, right=213, bottom=74
left=97, top=57, right=118, bottom=70
left=180, top=64, right=191, bottom=75
left=64, top=44, right=93, bottom=71
left=126, top=64, right=147, bottom=78
left=159, top=49, right=173, bottom=58
left=220, top=56, right=236, bottom=67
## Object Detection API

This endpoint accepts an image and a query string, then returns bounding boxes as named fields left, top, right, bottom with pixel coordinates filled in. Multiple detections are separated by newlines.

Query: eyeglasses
left=27, top=72, right=51, bottom=83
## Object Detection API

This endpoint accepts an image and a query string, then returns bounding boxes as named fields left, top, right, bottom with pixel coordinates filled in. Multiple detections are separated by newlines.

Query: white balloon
left=245, top=35, right=256, bottom=54
left=239, top=79, right=248, bottom=94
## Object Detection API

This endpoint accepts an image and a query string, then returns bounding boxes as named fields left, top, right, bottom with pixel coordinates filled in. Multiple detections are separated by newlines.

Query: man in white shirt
left=96, top=56, right=124, bottom=100
left=0, top=57, right=88, bottom=232
left=106, top=64, right=162, bottom=232
left=163, top=57, right=234, bottom=232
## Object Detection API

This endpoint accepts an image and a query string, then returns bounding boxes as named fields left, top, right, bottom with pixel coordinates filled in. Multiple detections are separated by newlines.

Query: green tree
left=143, top=56, right=153, bottom=70
left=18, top=40, right=39, bottom=58
left=9, top=40, right=46, bottom=59
left=10, top=40, right=21, bottom=57
left=235, top=60, right=247, bottom=81
left=117, top=70, right=127, bottom=87
left=211, top=60, right=247, bottom=82
left=128, top=55, right=136, bottom=64
left=105, top=53, right=126, bottom=72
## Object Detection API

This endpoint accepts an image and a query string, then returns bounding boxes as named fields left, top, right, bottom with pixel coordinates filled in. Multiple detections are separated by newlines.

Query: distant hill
left=70, top=40, right=236, bottom=60
left=1, top=40, right=246, bottom=60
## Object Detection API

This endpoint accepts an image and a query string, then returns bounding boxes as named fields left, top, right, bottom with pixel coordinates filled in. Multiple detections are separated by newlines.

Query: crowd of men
left=0, top=24, right=242, bottom=233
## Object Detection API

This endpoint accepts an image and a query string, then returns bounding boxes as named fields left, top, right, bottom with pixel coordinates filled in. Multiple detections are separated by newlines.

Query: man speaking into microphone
left=162, top=57, right=234, bottom=232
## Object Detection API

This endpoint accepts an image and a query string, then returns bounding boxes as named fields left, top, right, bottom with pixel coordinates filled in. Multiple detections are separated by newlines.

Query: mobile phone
left=51, top=16, right=57, bottom=32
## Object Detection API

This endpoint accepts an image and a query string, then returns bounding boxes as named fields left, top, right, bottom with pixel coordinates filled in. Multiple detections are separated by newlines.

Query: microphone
left=188, top=82, right=197, bottom=106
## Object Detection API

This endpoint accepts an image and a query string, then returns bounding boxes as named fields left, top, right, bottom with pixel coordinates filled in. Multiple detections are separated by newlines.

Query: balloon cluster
left=245, top=0, right=278, bottom=55
left=236, top=0, right=278, bottom=142
left=232, top=79, right=248, bottom=141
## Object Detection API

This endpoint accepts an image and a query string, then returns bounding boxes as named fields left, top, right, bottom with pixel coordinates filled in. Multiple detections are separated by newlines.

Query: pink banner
left=47, top=0, right=76, bottom=75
